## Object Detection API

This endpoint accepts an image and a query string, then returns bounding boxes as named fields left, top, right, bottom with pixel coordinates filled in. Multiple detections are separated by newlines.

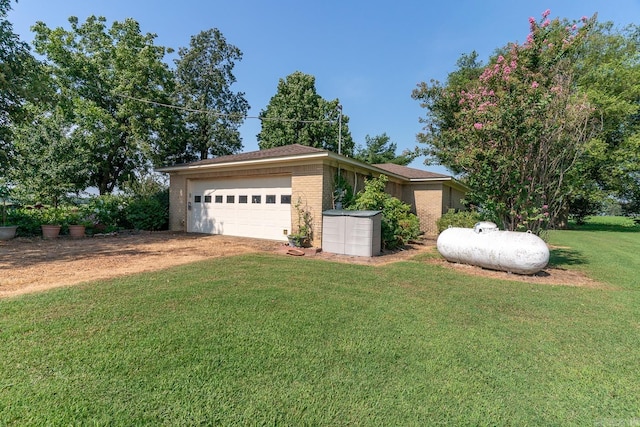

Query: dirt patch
left=0, top=232, right=603, bottom=299
left=422, top=255, right=608, bottom=289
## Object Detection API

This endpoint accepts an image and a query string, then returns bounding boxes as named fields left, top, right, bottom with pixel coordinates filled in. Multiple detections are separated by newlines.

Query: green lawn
left=1, top=217, right=639, bottom=425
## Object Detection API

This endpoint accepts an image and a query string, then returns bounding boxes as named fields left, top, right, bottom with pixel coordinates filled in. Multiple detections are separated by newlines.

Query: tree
left=412, top=11, right=600, bottom=233
left=174, top=28, right=249, bottom=160
left=10, top=103, right=90, bottom=206
left=32, top=16, right=181, bottom=194
left=573, top=21, right=640, bottom=215
left=354, top=133, right=414, bottom=165
left=257, top=71, right=354, bottom=155
left=0, top=0, right=48, bottom=174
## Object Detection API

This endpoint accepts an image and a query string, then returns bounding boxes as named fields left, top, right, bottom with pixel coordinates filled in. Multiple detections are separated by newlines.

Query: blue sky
left=8, top=0, right=640, bottom=173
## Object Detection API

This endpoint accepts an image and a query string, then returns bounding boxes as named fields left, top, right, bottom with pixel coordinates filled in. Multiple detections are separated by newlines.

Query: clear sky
left=8, top=0, right=640, bottom=173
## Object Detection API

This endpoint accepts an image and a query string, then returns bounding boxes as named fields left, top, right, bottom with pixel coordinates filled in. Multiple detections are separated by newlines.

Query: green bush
left=124, top=195, right=168, bottom=231
left=86, top=195, right=128, bottom=232
left=436, top=209, right=482, bottom=233
left=8, top=208, right=41, bottom=236
left=8, top=206, right=79, bottom=236
left=350, top=175, right=421, bottom=249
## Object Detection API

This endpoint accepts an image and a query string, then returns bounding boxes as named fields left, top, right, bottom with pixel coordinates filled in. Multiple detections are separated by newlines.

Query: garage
left=187, top=176, right=292, bottom=241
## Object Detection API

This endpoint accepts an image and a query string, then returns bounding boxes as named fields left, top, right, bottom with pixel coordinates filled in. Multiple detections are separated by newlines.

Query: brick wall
left=291, top=164, right=325, bottom=247
left=408, top=183, right=444, bottom=237
left=168, top=175, right=187, bottom=231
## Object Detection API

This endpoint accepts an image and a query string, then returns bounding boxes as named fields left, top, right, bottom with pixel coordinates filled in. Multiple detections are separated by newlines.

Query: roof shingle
left=177, top=144, right=326, bottom=167
left=373, top=163, right=450, bottom=180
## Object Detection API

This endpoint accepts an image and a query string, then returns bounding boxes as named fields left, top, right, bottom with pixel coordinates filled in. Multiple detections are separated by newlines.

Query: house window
left=239, top=195, right=248, bottom=204
left=204, top=195, right=212, bottom=203
left=194, top=196, right=202, bottom=203
left=266, top=195, right=276, bottom=204
left=227, top=195, right=235, bottom=203
left=215, top=195, right=223, bottom=203
left=252, top=195, right=261, bottom=204
left=281, top=195, right=291, bottom=204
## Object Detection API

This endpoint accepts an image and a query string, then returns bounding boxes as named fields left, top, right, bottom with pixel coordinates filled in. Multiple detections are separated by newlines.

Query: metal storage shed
left=322, top=210, right=382, bottom=257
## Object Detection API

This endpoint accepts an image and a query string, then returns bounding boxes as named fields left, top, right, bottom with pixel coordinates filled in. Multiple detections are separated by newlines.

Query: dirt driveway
left=0, top=232, right=601, bottom=299
left=0, top=232, right=434, bottom=298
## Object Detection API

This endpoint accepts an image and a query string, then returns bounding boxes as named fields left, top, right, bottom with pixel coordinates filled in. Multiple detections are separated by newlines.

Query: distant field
left=1, top=217, right=638, bottom=425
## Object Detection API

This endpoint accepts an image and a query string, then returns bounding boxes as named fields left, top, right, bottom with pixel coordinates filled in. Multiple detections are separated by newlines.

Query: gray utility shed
left=322, top=210, right=382, bottom=257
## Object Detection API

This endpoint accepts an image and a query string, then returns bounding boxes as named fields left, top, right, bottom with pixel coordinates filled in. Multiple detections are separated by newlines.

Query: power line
left=117, top=93, right=336, bottom=124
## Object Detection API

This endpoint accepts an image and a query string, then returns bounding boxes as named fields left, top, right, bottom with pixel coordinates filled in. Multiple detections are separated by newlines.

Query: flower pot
left=41, top=224, right=61, bottom=239
left=68, top=225, right=86, bottom=238
left=0, top=225, right=17, bottom=241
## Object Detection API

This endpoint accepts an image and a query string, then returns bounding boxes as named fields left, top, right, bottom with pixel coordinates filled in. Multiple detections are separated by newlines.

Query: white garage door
left=188, top=176, right=292, bottom=241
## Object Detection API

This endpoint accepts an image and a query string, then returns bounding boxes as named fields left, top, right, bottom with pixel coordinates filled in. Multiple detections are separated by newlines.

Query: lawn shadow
left=565, top=222, right=640, bottom=233
left=548, top=246, right=588, bottom=268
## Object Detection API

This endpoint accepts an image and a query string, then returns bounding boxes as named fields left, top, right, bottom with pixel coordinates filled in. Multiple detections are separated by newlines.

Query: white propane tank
left=436, top=222, right=549, bottom=275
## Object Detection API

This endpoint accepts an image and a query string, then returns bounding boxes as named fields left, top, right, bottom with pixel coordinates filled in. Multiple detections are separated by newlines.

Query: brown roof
left=176, top=144, right=326, bottom=167
left=373, top=163, right=450, bottom=180
left=158, top=144, right=455, bottom=183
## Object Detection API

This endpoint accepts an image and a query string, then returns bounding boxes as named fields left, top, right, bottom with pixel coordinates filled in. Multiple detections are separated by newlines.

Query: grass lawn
left=1, top=217, right=639, bottom=425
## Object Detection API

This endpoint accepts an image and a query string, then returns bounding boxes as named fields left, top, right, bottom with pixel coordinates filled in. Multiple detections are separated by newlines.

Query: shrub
left=436, top=209, right=482, bottom=233
left=7, top=205, right=79, bottom=236
left=86, top=195, right=128, bottom=232
left=351, top=175, right=421, bottom=249
left=8, top=208, right=41, bottom=236
left=124, top=195, right=168, bottom=231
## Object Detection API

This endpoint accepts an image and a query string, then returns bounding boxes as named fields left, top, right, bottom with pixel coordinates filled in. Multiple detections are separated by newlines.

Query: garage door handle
left=188, top=202, right=192, bottom=211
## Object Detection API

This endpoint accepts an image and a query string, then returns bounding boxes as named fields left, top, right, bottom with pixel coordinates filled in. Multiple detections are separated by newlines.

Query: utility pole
left=337, top=104, right=342, bottom=155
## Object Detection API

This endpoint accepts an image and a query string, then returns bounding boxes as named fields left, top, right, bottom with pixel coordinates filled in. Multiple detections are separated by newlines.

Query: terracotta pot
left=68, top=225, right=86, bottom=238
left=41, top=224, right=61, bottom=239
left=0, top=225, right=17, bottom=241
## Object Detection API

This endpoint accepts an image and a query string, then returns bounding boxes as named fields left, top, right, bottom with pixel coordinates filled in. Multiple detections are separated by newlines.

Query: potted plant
left=66, top=207, right=93, bottom=238
left=287, top=197, right=313, bottom=248
left=0, top=184, right=17, bottom=240
left=40, top=206, right=64, bottom=239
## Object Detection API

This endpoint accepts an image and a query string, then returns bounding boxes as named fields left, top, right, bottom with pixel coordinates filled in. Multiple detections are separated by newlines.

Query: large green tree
left=575, top=21, right=640, bottom=215
left=257, top=71, right=354, bottom=155
left=0, top=0, right=48, bottom=174
left=32, top=16, right=181, bottom=194
left=10, top=103, right=90, bottom=206
left=354, top=133, right=414, bottom=165
left=174, top=28, right=249, bottom=160
left=413, top=11, right=600, bottom=233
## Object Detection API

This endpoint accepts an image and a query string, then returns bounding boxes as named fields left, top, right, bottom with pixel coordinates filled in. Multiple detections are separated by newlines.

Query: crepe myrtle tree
left=413, top=10, right=600, bottom=234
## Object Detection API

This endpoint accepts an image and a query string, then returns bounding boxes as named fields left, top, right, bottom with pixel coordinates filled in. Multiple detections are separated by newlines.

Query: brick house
left=157, top=144, right=467, bottom=246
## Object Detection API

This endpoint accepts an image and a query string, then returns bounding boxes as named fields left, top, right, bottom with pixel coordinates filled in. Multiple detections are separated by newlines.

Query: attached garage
left=188, top=176, right=292, bottom=241
left=158, top=144, right=468, bottom=246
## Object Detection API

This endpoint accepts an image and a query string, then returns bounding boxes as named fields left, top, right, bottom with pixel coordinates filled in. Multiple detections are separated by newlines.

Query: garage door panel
left=188, top=176, right=291, bottom=241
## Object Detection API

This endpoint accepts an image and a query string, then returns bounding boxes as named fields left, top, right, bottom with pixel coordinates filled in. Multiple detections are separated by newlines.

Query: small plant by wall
left=288, top=197, right=313, bottom=247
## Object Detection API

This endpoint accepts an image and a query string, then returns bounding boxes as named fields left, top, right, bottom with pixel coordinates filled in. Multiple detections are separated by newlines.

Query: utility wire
left=117, top=93, right=336, bottom=124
